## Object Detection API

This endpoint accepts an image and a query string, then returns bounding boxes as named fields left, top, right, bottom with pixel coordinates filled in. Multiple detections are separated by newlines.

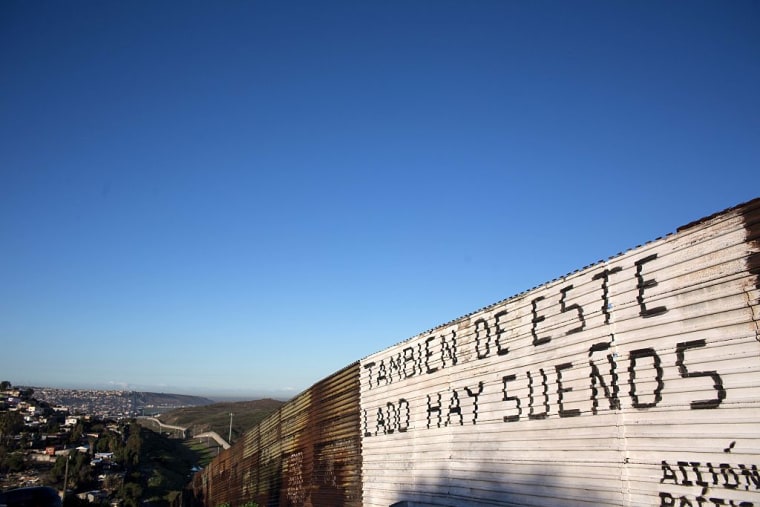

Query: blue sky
left=1, top=1, right=758, bottom=399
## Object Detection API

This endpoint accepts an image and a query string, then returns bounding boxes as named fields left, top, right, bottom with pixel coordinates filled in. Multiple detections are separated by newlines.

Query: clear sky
left=1, top=1, right=758, bottom=399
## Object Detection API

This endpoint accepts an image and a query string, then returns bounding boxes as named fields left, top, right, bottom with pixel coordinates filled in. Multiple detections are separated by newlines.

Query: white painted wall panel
left=361, top=199, right=760, bottom=507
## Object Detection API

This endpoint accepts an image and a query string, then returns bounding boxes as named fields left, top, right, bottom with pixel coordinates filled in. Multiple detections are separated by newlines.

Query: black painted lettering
left=375, top=407, right=385, bottom=436
left=528, top=369, right=549, bottom=420
left=446, top=390, right=463, bottom=426
left=502, top=374, right=521, bottom=422
left=678, top=461, right=694, bottom=486
left=474, top=318, right=491, bottom=359
left=660, top=492, right=675, bottom=506
left=635, top=254, right=668, bottom=317
left=707, top=463, right=721, bottom=487
left=376, top=360, right=388, bottom=386
left=441, top=330, right=458, bottom=367
left=386, top=402, right=398, bottom=434
left=425, top=336, right=437, bottom=374
left=708, top=498, right=726, bottom=506
left=388, top=353, right=401, bottom=384
left=692, top=462, right=709, bottom=493
left=398, top=398, right=410, bottom=432
left=676, top=339, right=726, bottom=409
left=531, top=296, right=550, bottom=346
left=556, top=362, right=581, bottom=417
left=494, top=310, right=509, bottom=356
left=403, top=347, right=415, bottom=379
left=662, top=461, right=678, bottom=484
left=593, top=267, right=623, bottom=324
left=589, top=341, right=620, bottom=414
left=416, top=343, right=423, bottom=376
left=427, top=393, right=442, bottom=429
left=560, top=284, right=585, bottom=334
left=362, top=409, right=371, bottom=437
left=364, top=362, right=376, bottom=389
left=739, top=464, right=760, bottom=489
left=464, top=382, right=484, bottom=425
left=629, top=348, right=664, bottom=409
left=721, top=463, right=740, bottom=489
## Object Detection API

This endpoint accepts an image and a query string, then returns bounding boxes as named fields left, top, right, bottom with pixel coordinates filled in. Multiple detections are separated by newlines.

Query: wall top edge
left=358, top=196, right=760, bottom=364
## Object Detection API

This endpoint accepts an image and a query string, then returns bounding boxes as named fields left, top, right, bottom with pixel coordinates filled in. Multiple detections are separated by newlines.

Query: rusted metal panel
left=361, top=198, right=760, bottom=507
left=189, top=362, right=362, bottom=506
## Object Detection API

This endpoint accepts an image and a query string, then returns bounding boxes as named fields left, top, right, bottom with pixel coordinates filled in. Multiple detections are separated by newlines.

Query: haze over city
left=1, top=1, right=758, bottom=399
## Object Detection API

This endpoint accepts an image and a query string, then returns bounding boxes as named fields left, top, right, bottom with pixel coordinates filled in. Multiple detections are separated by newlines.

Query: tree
left=68, top=422, right=84, bottom=444
left=51, top=453, right=94, bottom=491
left=124, top=424, right=142, bottom=466
left=0, top=381, right=11, bottom=391
left=0, top=450, right=25, bottom=473
left=72, top=452, right=94, bottom=489
left=119, top=481, right=143, bottom=507
left=0, top=411, right=24, bottom=440
left=50, top=454, right=68, bottom=484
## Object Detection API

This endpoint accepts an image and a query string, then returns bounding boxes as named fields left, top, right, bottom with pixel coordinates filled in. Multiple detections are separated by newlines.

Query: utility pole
left=228, top=413, right=233, bottom=444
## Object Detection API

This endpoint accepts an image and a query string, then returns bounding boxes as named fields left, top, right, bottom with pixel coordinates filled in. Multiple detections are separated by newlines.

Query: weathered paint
left=361, top=198, right=760, bottom=507
left=188, top=362, right=362, bottom=507
left=190, top=198, right=760, bottom=507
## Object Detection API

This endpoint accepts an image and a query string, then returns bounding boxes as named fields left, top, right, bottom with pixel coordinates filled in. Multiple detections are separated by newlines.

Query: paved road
left=137, top=417, right=231, bottom=449
left=136, top=416, right=187, bottom=438
left=194, top=431, right=230, bottom=450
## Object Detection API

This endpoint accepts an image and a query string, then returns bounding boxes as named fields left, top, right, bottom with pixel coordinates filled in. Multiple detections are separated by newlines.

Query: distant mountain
left=160, top=399, right=285, bottom=443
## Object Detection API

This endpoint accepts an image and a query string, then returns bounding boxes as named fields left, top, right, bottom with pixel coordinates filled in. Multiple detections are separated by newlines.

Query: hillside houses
left=0, top=384, right=127, bottom=494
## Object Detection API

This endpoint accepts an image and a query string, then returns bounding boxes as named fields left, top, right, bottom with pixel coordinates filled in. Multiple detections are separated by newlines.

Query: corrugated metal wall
left=361, top=198, right=760, bottom=507
left=189, top=362, right=362, bottom=507
left=190, top=198, right=760, bottom=507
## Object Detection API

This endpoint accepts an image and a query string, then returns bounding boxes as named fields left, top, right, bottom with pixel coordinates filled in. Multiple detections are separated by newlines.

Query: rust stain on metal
left=741, top=198, right=760, bottom=294
left=187, top=362, right=362, bottom=506
left=678, top=196, right=759, bottom=233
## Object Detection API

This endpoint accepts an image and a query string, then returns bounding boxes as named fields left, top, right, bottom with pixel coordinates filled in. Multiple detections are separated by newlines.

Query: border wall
left=188, top=363, right=362, bottom=506
left=189, top=197, right=760, bottom=507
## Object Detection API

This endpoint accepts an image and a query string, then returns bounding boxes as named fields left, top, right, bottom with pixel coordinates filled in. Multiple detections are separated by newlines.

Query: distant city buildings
left=33, top=387, right=140, bottom=418
left=29, top=387, right=211, bottom=418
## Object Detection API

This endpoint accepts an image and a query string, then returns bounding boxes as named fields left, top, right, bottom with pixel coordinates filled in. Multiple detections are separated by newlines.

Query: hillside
left=159, top=398, right=285, bottom=443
